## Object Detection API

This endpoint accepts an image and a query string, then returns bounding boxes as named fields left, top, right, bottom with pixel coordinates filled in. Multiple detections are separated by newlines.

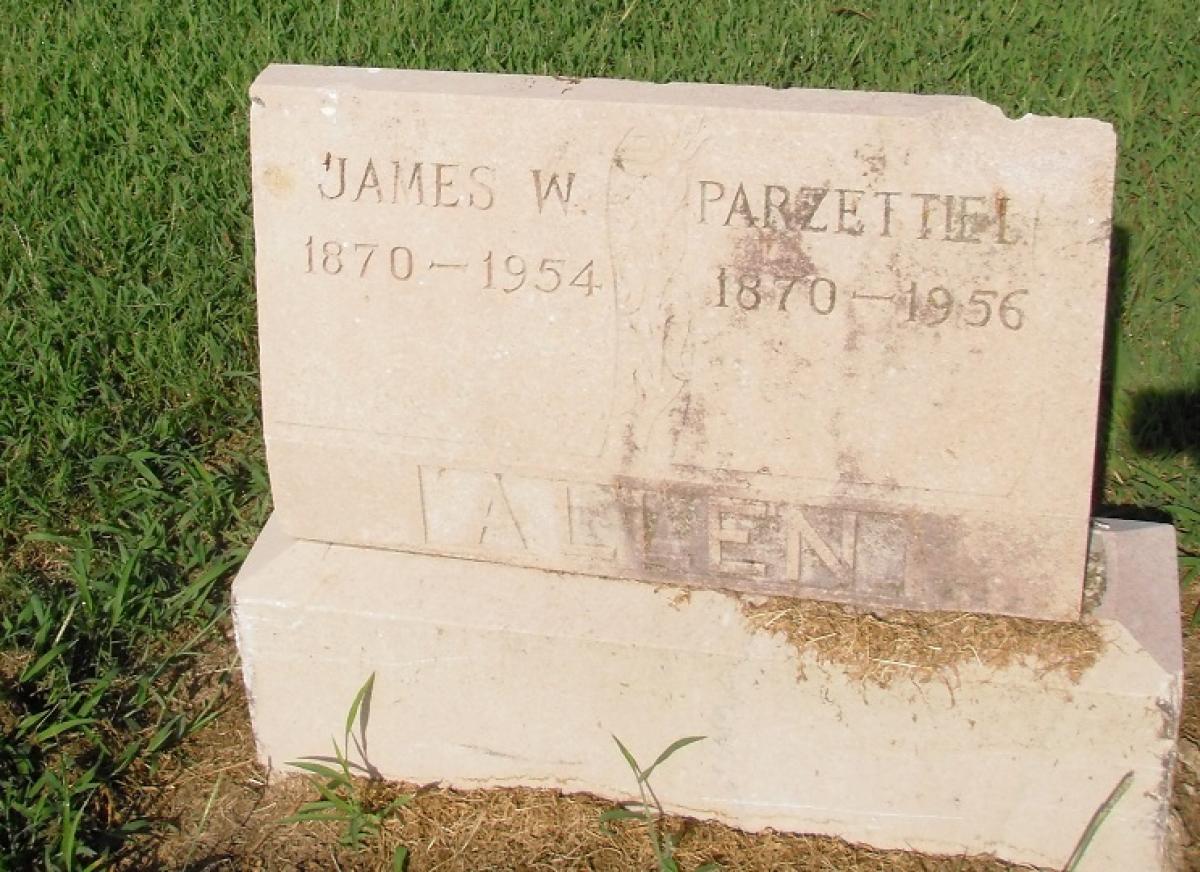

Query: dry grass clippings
left=741, top=595, right=1105, bottom=688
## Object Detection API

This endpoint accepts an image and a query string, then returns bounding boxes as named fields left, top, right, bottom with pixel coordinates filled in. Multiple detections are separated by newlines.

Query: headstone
left=237, top=65, right=1183, bottom=872
left=250, top=64, right=1116, bottom=620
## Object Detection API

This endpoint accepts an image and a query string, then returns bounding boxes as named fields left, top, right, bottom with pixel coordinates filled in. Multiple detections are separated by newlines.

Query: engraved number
left=714, top=269, right=763, bottom=310
left=354, top=243, right=378, bottom=278
left=904, top=282, right=1026, bottom=330
left=322, top=241, right=343, bottom=275
left=810, top=277, right=836, bottom=315
left=303, top=239, right=602, bottom=300
left=927, top=287, right=953, bottom=325
left=720, top=270, right=838, bottom=316
left=737, top=274, right=762, bottom=310
left=569, top=261, right=601, bottom=295
left=303, top=237, right=410, bottom=281
left=486, top=253, right=600, bottom=296
left=905, top=281, right=920, bottom=322
left=999, top=290, right=1027, bottom=330
left=905, top=284, right=953, bottom=325
left=775, top=275, right=837, bottom=315
left=389, top=246, right=414, bottom=280
left=482, top=251, right=528, bottom=292
left=502, top=255, right=527, bottom=292
left=536, top=258, right=565, bottom=293
left=776, top=276, right=796, bottom=311
left=964, top=290, right=997, bottom=327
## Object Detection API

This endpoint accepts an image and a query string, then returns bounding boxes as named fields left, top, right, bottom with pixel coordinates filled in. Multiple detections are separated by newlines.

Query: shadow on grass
left=1090, top=224, right=1131, bottom=508
left=1094, top=504, right=1176, bottom=524
left=1129, top=383, right=1200, bottom=464
left=1095, top=225, right=1199, bottom=469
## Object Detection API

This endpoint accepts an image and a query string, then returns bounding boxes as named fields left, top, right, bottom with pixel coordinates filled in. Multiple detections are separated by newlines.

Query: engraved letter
left=391, top=161, right=425, bottom=204
left=697, top=179, right=725, bottom=224
left=420, top=467, right=527, bottom=552
left=467, top=165, right=496, bottom=210
left=995, top=195, right=1016, bottom=244
left=836, top=188, right=865, bottom=236
left=476, top=477, right=525, bottom=547
left=531, top=170, right=576, bottom=214
left=434, top=163, right=461, bottom=207
left=556, top=483, right=618, bottom=560
left=723, top=183, right=758, bottom=227
left=707, top=498, right=767, bottom=576
left=785, top=507, right=855, bottom=589
left=941, top=194, right=955, bottom=240
left=763, top=184, right=790, bottom=229
left=319, top=152, right=346, bottom=199
left=795, top=187, right=829, bottom=232
left=641, top=490, right=704, bottom=573
left=912, top=192, right=944, bottom=240
left=952, top=195, right=989, bottom=243
left=874, top=191, right=900, bottom=237
left=354, top=158, right=382, bottom=202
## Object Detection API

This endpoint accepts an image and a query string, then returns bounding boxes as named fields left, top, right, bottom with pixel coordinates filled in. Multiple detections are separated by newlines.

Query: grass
left=284, top=674, right=412, bottom=863
left=0, top=0, right=1197, bottom=867
left=602, top=735, right=718, bottom=872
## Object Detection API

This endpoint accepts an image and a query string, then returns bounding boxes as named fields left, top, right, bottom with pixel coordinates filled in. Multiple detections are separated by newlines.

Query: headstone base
left=233, top=516, right=1181, bottom=870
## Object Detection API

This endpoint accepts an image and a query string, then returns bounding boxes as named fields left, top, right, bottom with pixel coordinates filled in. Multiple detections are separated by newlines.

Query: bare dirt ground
left=117, top=587, right=1199, bottom=872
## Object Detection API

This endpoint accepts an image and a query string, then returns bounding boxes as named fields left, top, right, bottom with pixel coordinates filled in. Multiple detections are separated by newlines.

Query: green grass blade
left=611, top=734, right=644, bottom=782
left=649, top=826, right=675, bottom=869
left=599, top=806, right=643, bottom=834
left=305, top=779, right=358, bottom=814
left=1063, top=770, right=1134, bottom=872
left=60, top=803, right=78, bottom=871
left=34, top=717, right=94, bottom=743
left=345, top=673, right=376, bottom=743
left=599, top=807, right=642, bottom=824
left=392, top=844, right=409, bottom=871
left=380, top=794, right=414, bottom=815
left=19, top=643, right=69, bottom=683
left=641, top=736, right=706, bottom=782
left=287, top=760, right=350, bottom=785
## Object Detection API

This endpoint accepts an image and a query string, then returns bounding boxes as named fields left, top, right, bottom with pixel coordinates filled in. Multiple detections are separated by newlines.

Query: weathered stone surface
left=233, top=517, right=1182, bottom=871
left=250, top=64, right=1116, bottom=619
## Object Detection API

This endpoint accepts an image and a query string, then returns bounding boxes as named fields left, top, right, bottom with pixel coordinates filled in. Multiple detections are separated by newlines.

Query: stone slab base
left=233, top=516, right=1181, bottom=870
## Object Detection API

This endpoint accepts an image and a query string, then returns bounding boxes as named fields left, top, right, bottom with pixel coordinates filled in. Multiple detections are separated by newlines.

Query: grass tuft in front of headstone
left=601, top=735, right=719, bottom=872
left=283, top=673, right=412, bottom=868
